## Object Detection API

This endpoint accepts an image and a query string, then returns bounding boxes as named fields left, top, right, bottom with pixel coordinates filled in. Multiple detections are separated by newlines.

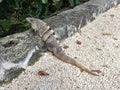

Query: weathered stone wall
left=0, top=0, right=120, bottom=85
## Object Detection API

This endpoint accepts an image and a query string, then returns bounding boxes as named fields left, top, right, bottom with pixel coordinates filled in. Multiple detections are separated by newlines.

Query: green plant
left=0, top=0, right=89, bottom=37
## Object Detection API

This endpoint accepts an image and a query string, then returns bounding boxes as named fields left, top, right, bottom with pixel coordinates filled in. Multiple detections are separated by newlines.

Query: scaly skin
left=26, top=17, right=101, bottom=76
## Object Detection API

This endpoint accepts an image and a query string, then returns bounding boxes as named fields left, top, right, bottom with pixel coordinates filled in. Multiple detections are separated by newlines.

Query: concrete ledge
left=43, top=0, right=120, bottom=40
left=45, top=0, right=118, bottom=27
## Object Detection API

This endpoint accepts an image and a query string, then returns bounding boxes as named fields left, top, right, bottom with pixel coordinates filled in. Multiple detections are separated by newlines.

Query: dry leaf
left=102, top=32, right=112, bottom=36
left=63, top=45, right=69, bottom=49
left=38, top=71, right=49, bottom=76
left=74, top=57, right=78, bottom=59
left=96, top=48, right=102, bottom=51
left=76, top=40, right=81, bottom=45
left=110, top=14, right=114, bottom=18
left=112, top=37, right=118, bottom=40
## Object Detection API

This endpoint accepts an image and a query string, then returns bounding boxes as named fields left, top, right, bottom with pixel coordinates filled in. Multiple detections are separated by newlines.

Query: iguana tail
left=54, top=51, right=101, bottom=76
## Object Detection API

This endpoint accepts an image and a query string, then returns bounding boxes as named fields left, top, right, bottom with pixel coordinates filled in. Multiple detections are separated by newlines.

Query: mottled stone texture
left=0, top=0, right=120, bottom=85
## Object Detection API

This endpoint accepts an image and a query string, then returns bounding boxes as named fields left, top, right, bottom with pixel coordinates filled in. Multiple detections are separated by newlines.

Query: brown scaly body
left=26, top=17, right=101, bottom=76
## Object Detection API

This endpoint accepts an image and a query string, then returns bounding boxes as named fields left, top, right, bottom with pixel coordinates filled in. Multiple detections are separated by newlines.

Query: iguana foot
left=89, top=70, right=102, bottom=76
left=80, top=68, right=102, bottom=76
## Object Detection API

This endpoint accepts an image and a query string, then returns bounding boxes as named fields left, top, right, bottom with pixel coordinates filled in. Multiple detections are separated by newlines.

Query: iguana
left=26, top=17, right=101, bottom=76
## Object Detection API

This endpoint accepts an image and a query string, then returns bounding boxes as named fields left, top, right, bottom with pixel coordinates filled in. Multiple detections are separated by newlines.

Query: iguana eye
left=30, top=19, right=33, bottom=22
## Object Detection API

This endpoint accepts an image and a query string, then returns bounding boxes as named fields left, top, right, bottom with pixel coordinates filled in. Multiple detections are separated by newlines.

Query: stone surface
left=45, top=0, right=119, bottom=29
left=1, top=4, right=120, bottom=89
left=0, top=0, right=120, bottom=85
left=0, top=30, right=43, bottom=84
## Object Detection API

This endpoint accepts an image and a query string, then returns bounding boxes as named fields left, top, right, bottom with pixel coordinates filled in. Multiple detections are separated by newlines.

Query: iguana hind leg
left=54, top=51, right=102, bottom=76
left=77, top=63, right=101, bottom=76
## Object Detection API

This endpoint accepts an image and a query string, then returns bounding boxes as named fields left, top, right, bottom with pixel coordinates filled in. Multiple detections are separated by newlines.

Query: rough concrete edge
left=1, top=0, right=120, bottom=43
left=44, top=0, right=120, bottom=40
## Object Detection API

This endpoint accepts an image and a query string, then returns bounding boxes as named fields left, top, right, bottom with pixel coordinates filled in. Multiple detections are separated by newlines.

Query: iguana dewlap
left=26, top=17, right=101, bottom=76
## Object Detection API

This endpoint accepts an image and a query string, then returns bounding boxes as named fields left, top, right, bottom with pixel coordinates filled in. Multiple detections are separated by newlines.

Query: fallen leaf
left=96, top=48, right=102, bottom=51
left=74, top=57, right=78, bottom=59
left=102, top=32, right=112, bottom=36
left=112, top=37, right=118, bottom=40
left=110, top=14, right=114, bottom=18
left=38, top=71, right=49, bottom=76
left=76, top=40, right=81, bottom=45
left=63, top=45, right=69, bottom=49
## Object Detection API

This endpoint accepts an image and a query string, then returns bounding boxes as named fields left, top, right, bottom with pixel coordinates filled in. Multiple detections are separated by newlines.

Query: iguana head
left=26, top=17, right=50, bottom=37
